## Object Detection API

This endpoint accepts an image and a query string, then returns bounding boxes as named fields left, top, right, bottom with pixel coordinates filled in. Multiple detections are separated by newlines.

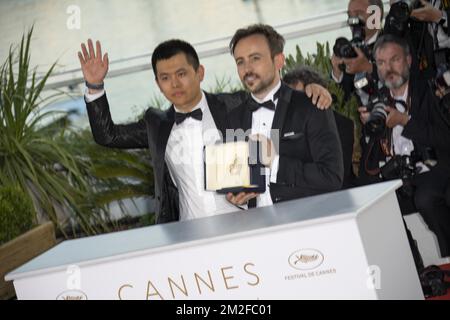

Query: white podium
left=5, top=180, right=424, bottom=300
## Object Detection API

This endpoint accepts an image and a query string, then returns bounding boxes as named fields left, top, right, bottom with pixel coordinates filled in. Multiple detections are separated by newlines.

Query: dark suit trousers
left=413, top=168, right=450, bottom=257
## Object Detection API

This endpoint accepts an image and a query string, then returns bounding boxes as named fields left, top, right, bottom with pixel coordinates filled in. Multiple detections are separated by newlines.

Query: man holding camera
left=331, top=0, right=384, bottom=100
left=358, top=34, right=450, bottom=259
left=409, top=0, right=450, bottom=49
left=386, top=0, right=450, bottom=80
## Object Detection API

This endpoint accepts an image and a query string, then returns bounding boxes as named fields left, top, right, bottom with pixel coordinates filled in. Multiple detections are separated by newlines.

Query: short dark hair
left=283, top=66, right=328, bottom=88
left=373, top=34, right=411, bottom=59
left=151, top=39, right=200, bottom=78
left=229, top=24, right=285, bottom=58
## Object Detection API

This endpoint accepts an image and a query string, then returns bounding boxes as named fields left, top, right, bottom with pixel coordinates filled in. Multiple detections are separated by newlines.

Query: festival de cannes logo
left=288, top=249, right=324, bottom=271
left=56, top=290, right=88, bottom=300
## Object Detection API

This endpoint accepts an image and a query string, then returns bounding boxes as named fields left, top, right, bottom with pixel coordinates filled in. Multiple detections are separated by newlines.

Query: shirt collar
left=251, top=81, right=281, bottom=104
left=366, top=31, right=379, bottom=46
left=174, top=91, right=207, bottom=114
left=392, top=83, right=409, bottom=102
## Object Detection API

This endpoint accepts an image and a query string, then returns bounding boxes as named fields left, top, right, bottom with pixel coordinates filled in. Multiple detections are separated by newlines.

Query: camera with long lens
left=333, top=16, right=366, bottom=59
left=380, top=148, right=437, bottom=197
left=384, top=1, right=413, bottom=37
left=354, top=72, right=391, bottom=136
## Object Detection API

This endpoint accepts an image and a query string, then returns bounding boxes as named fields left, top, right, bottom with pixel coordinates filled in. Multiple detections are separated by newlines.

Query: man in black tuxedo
left=283, top=66, right=357, bottom=189
left=225, top=24, right=344, bottom=207
left=357, top=34, right=450, bottom=259
left=77, top=39, right=331, bottom=224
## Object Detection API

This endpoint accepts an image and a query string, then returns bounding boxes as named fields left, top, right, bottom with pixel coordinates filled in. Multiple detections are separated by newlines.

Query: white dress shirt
left=85, top=89, right=105, bottom=103
left=391, top=85, right=415, bottom=156
left=165, top=92, right=238, bottom=220
left=250, top=81, right=281, bottom=208
left=430, top=0, right=450, bottom=49
left=390, top=85, right=429, bottom=174
left=85, top=89, right=238, bottom=221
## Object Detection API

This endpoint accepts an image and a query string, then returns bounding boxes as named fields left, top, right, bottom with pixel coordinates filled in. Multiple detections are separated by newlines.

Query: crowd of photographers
left=327, top=0, right=450, bottom=262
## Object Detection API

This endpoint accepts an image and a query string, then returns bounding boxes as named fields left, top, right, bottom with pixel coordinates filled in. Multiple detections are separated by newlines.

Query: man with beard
left=358, top=34, right=450, bottom=260
left=225, top=24, right=344, bottom=208
left=79, top=38, right=331, bottom=224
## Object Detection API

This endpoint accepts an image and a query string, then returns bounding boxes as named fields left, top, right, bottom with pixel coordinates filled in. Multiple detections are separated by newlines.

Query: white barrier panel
left=5, top=180, right=423, bottom=300
left=404, top=213, right=450, bottom=267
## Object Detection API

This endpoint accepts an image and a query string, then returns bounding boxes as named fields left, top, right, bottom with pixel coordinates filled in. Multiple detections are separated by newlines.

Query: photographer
left=358, top=34, right=450, bottom=259
left=384, top=0, right=439, bottom=80
left=331, top=0, right=384, bottom=100
left=410, top=0, right=450, bottom=49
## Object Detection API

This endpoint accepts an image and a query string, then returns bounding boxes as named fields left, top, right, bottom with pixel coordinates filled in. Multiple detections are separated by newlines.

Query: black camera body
left=380, top=154, right=416, bottom=180
left=384, top=0, right=422, bottom=37
left=333, top=17, right=366, bottom=59
left=354, top=73, right=391, bottom=136
left=420, top=265, right=450, bottom=298
left=380, top=148, right=437, bottom=197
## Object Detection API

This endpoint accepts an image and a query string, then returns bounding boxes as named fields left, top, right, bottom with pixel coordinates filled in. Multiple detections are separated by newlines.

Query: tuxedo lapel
left=205, top=92, right=227, bottom=136
left=156, top=107, right=175, bottom=159
left=241, top=95, right=254, bottom=132
left=271, top=83, right=292, bottom=140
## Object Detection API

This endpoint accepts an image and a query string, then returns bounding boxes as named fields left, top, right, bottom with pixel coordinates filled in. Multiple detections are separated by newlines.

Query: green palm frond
left=283, top=42, right=360, bottom=127
left=94, top=183, right=151, bottom=207
left=208, top=76, right=243, bottom=94
left=64, top=128, right=154, bottom=219
left=0, top=27, right=115, bottom=237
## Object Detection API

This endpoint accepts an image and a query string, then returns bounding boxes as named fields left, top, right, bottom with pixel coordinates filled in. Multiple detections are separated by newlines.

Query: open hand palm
left=78, top=39, right=109, bottom=84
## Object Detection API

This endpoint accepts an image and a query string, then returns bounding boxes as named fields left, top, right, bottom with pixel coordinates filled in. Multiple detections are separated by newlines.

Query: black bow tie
left=175, top=108, right=203, bottom=125
left=393, top=99, right=407, bottom=110
left=248, top=89, right=281, bottom=112
left=249, top=99, right=276, bottom=112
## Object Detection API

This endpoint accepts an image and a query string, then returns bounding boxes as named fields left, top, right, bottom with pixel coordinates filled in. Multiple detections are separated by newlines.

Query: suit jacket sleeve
left=86, top=94, right=149, bottom=149
left=277, top=108, right=344, bottom=191
left=341, top=72, right=356, bottom=102
left=215, top=91, right=248, bottom=113
left=402, top=86, right=450, bottom=152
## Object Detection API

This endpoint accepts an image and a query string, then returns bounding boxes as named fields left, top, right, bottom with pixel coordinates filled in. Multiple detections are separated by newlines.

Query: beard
left=381, top=67, right=410, bottom=90
left=242, top=71, right=276, bottom=95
